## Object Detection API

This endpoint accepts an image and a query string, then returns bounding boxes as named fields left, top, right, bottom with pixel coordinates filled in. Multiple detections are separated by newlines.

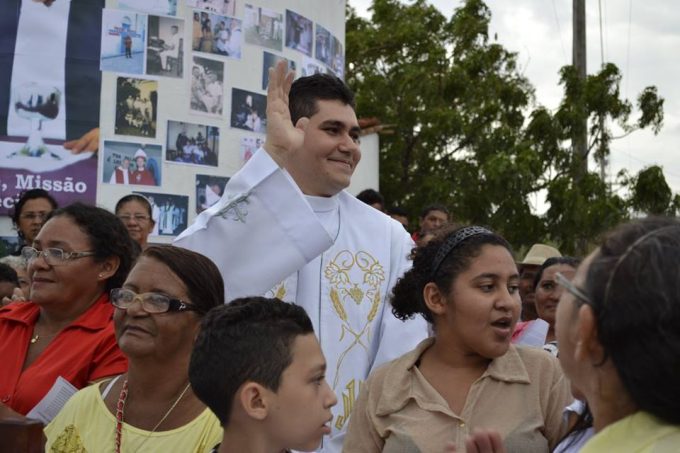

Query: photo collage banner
left=0, top=0, right=346, bottom=243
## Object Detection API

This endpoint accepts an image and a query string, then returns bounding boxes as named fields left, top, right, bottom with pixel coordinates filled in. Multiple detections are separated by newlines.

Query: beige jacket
left=343, top=338, right=571, bottom=453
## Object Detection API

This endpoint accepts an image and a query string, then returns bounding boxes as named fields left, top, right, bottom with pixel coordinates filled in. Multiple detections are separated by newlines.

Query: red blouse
left=0, top=294, right=127, bottom=415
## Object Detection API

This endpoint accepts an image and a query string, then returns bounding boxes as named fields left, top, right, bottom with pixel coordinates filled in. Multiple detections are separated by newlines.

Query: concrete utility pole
left=573, top=0, right=588, bottom=180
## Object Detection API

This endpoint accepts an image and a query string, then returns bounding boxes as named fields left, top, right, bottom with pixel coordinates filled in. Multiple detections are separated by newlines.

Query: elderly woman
left=0, top=203, right=134, bottom=415
left=555, top=217, right=680, bottom=451
left=9, top=189, right=57, bottom=256
left=344, top=225, right=571, bottom=452
left=45, top=245, right=224, bottom=452
left=115, top=194, right=156, bottom=250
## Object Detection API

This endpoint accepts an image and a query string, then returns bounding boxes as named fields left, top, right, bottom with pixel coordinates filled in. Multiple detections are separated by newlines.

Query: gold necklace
left=29, top=329, right=59, bottom=345
left=115, top=379, right=192, bottom=453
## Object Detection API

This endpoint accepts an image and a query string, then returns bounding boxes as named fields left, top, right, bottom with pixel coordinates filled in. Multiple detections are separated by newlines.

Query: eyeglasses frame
left=555, top=271, right=593, bottom=306
left=110, top=288, right=201, bottom=314
left=117, top=214, right=151, bottom=223
left=21, top=246, right=96, bottom=265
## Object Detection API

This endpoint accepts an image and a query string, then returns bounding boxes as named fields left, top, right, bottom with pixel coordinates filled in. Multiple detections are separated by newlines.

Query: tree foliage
left=347, top=0, right=670, bottom=254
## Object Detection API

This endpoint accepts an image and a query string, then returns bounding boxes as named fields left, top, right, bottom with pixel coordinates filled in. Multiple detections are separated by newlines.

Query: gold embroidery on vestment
left=266, top=282, right=287, bottom=301
left=334, top=379, right=357, bottom=430
left=324, top=250, right=385, bottom=389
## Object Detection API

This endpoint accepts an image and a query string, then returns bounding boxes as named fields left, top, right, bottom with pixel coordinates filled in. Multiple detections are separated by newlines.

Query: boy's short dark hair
left=288, top=73, right=355, bottom=125
left=189, top=297, right=314, bottom=426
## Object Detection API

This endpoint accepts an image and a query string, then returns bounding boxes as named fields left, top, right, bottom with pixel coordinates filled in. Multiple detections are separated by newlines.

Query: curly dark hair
left=391, top=225, right=512, bottom=324
left=584, top=216, right=680, bottom=424
left=46, top=203, right=137, bottom=292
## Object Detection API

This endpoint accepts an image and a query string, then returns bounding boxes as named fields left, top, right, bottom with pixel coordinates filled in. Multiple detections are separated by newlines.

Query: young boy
left=189, top=297, right=338, bottom=453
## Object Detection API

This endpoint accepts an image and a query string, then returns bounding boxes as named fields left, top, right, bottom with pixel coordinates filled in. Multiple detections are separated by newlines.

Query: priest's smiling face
left=289, top=99, right=361, bottom=197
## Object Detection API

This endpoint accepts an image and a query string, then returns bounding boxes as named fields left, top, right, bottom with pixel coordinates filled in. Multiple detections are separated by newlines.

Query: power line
left=625, top=0, right=633, bottom=97
left=598, top=0, right=605, bottom=66
left=624, top=0, right=634, bottom=171
left=550, top=0, right=568, bottom=64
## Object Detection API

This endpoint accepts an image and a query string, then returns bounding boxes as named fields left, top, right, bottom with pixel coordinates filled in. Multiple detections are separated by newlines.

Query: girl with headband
left=344, top=225, right=571, bottom=452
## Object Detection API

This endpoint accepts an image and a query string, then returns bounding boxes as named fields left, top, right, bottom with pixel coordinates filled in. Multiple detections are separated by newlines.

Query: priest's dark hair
left=289, top=72, right=355, bottom=125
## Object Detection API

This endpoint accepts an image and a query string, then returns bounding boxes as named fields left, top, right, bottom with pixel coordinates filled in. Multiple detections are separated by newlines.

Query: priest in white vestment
left=175, top=62, right=428, bottom=452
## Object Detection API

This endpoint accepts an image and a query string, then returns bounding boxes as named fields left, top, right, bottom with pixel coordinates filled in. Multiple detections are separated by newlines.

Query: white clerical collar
left=304, top=193, right=339, bottom=213
left=304, top=194, right=340, bottom=241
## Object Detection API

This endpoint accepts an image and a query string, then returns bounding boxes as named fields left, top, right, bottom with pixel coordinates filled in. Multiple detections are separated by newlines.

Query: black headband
left=430, top=226, right=494, bottom=280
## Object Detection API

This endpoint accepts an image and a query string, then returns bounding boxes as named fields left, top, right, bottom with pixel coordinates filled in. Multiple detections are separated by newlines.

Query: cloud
left=350, top=0, right=680, bottom=191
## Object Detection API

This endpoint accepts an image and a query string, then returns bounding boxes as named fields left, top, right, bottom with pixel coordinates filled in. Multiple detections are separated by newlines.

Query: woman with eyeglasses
left=45, top=245, right=223, bottom=452
left=555, top=217, right=680, bottom=452
left=115, top=194, right=156, bottom=250
left=344, top=225, right=571, bottom=453
left=0, top=203, right=135, bottom=415
left=531, top=256, right=580, bottom=356
left=8, top=188, right=57, bottom=257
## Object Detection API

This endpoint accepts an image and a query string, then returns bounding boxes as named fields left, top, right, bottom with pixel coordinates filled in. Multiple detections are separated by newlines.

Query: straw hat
left=520, top=244, right=562, bottom=266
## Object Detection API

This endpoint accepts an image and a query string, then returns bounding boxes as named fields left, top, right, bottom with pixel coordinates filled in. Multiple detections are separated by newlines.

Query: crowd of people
left=0, top=62, right=678, bottom=453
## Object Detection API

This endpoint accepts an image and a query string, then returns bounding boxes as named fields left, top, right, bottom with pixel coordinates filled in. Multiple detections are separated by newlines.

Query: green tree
left=629, top=165, right=675, bottom=215
left=347, top=0, right=667, bottom=254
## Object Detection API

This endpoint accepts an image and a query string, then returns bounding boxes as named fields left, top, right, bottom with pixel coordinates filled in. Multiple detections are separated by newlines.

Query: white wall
left=1, top=0, right=386, bottom=241
left=348, top=132, right=379, bottom=195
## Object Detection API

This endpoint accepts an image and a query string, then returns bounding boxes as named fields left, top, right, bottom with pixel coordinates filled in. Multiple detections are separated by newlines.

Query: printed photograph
left=301, top=56, right=327, bottom=77
left=262, top=52, right=296, bottom=90
left=192, top=11, right=242, bottom=59
left=195, top=174, right=229, bottom=214
left=102, top=140, right=162, bottom=186
left=115, top=77, right=158, bottom=138
left=285, top=10, right=313, bottom=56
left=100, top=9, right=147, bottom=75
left=166, top=120, right=219, bottom=167
left=0, top=236, right=21, bottom=258
left=146, top=15, right=184, bottom=78
left=187, top=0, right=236, bottom=16
left=118, top=0, right=177, bottom=17
left=243, top=4, right=283, bottom=51
left=230, top=88, right=266, bottom=133
left=134, top=191, right=188, bottom=237
left=239, top=135, right=263, bottom=166
left=190, top=56, right=224, bottom=115
left=315, top=24, right=333, bottom=66
left=330, top=35, right=345, bottom=79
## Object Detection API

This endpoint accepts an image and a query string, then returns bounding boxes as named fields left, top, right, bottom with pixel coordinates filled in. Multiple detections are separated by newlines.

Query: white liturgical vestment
left=175, top=149, right=428, bottom=452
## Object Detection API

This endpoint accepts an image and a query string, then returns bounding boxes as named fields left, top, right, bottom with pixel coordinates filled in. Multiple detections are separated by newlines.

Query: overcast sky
left=349, top=0, right=680, bottom=197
